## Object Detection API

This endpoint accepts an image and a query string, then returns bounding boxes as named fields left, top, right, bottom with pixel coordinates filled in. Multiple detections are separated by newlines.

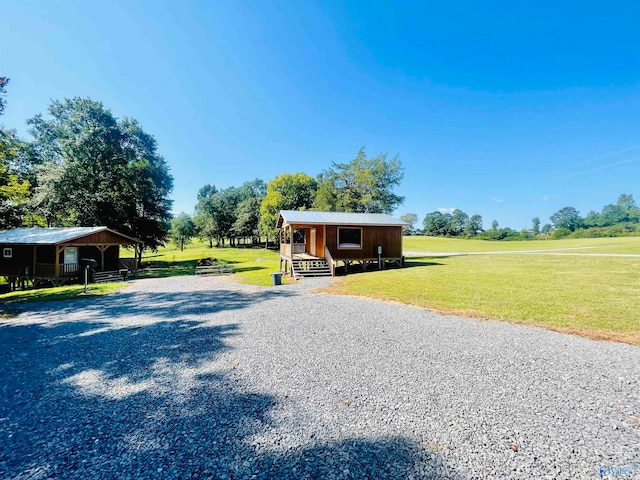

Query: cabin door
left=310, top=228, right=316, bottom=256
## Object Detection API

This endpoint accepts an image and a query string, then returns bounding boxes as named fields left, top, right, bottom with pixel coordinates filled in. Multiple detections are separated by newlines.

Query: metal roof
left=0, top=227, right=113, bottom=245
left=278, top=210, right=408, bottom=227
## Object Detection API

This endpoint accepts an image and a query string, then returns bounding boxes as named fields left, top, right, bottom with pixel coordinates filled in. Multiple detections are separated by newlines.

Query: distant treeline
left=401, top=193, right=640, bottom=241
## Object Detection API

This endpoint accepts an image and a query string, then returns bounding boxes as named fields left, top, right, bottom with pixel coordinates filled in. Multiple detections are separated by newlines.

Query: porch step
left=292, top=259, right=332, bottom=278
left=92, top=270, right=126, bottom=283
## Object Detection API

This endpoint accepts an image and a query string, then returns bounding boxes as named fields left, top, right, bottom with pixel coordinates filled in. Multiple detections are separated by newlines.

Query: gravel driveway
left=1, top=275, right=639, bottom=479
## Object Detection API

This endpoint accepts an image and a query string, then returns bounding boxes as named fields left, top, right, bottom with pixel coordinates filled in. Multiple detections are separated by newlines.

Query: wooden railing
left=119, top=257, right=137, bottom=271
left=35, top=263, right=80, bottom=277
left=280, top=243, right=306, bottom=258
left=324, top=246, right=336, bottom=277
left=60, top=263, right=79, bottom=276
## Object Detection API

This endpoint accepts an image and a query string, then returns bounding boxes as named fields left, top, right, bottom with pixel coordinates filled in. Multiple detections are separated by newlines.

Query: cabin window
left=3, top=247, right=12, bottom=258
left=64, top=247, right=78, bottom=264
left=338, top=228, right=362, bottom=249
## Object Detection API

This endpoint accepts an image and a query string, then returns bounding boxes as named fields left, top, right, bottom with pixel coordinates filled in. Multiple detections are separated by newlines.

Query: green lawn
left=402, top=235, right=640, bottom=254
left=327, top=252, right=640, bottom=345
left=1, top=282, right=125, bottom=307
left=140, top=241, right=287, bottom=286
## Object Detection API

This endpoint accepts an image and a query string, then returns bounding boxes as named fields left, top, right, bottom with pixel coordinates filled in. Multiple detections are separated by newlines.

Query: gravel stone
left=0, top=274, right=638, bottom=479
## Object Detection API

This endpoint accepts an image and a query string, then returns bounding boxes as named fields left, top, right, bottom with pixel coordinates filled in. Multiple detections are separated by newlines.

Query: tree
left=541, top=223, right=552, bottom=235
left=119, top=118, right=173, bottom=264
left=259, top=173, right=317, bottom=246
left=491, top=220, right=499, bottom=231
left=423, top=211, right=451, bottom=236
left=194, top=184, right=218, bottom=247
left=449, top=209, right=468, bottom=236
left=0, top=77, right=8, bottom=116
left=550, top=206, right=582, bottom=231
left=531, top=217, right=540, bottom=236
left=233, top=196, right=262, bottom=243
left=0, top=129, right=30, bottom=229
left=170, top=213, right=195, bottom=251
left=465, top=214, right=483, bottom=236
left=314, top=148, right=404, bottom=213
left=399, top=213, right=418, bottom=235
left=616, top=193, right=637, bottom=212
left=599, top=204, right=627, bottom=227
left=582, top=210, right=600, bottom=228
left=194, top=179, right=266, bottom=247
left=27, top=98, right=173, bottom=255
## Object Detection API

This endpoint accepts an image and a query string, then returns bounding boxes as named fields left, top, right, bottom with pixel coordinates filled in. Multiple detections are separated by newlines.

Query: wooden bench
left=195, top=264, right=233, bottom=275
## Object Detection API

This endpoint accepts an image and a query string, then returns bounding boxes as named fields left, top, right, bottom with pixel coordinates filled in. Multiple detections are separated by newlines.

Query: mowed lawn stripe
left=325, top=254, right=640, bottom=345
left=402, top=235, right=640, bottom=254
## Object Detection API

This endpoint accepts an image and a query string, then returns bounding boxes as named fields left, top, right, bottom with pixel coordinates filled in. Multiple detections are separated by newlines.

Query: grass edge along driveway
left=321, top=253, right=640, bottom=346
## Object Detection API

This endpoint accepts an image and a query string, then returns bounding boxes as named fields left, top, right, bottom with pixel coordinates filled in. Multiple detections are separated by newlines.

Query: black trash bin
left=271, top=272, right=282, bottom=286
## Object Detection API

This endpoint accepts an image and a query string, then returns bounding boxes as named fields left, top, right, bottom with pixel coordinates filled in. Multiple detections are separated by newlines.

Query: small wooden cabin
left=277, top=210, right=407, bottom=277
left=0, top=227, right=142, bottom=288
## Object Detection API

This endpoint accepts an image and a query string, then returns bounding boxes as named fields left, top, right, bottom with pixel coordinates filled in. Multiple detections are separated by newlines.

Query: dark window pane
left=338, top=228, right=361, bottom=248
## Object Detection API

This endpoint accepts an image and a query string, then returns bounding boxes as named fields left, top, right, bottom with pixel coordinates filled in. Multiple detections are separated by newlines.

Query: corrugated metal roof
left=0, top=227, right=108, bottom=244
left=278, top=210, right=408, bottom=227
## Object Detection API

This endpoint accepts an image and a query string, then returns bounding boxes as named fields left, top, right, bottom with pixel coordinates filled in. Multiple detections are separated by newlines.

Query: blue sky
left=1, top=0, right=639, bottom=229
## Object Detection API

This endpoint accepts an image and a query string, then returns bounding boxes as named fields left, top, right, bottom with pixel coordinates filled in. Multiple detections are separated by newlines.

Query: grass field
left=325, top=241, right=640, bottom=345
left=403, top=235, right=640, bottom=254
left=140, top=241, right=287, bottom=286
left=0, top=283, right=124, bottom=307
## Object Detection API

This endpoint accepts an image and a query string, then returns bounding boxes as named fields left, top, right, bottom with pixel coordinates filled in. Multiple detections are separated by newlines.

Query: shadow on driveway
left=0, top=285, right=462, bottom=479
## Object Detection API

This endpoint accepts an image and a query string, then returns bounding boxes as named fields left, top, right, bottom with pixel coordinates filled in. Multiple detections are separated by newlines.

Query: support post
left=55, top=245, right=63, bottom=278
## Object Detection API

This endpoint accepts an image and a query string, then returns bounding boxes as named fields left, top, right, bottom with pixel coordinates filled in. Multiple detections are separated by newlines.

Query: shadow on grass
left=334, top=257, right=446, bottom=276
left=404, top=258, right=447, bottom=268
left=232, top=265, right=268, bottom=273
left=0, top=288, right=462, bottom=479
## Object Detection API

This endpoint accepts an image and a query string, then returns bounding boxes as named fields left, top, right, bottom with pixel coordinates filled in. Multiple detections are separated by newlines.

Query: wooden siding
left=315, top=227, right=324, bottom=256
left=60, top=230, right=138, bottom=246
left=326, top=225, right=402, bottom=260
left=0, top=245, right=33, bottom=276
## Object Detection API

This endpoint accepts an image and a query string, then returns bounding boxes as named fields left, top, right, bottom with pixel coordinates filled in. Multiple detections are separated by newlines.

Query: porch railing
left=35, top=263, right=80, bottom=277
left=60, top=263, right=79, bottom=276
left=280, top=243, right=306, bottom=258
left=119, top=257, right=137, bottom=272
left=324, top=246, right=336, bottom=276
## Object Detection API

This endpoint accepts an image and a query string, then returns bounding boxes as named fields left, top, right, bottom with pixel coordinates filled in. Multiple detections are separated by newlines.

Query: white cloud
left=490, top=197, right=504, bottom=203
left=542, top=195, right=549, bottom=201
left=437, top=207, right=456, bottom=214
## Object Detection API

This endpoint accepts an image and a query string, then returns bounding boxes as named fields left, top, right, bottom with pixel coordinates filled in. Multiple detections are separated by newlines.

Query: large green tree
left=259, top=173, right=317, bottom=246
left=314, top=148, right=404, bottom=213
left=423, top=211, right=451, bottom=236
left=170, top=212, right=195, bottom=251
left=399, top=213, right=418, bottom=235
left=550, top=206, right=582, bottom=231
left=0, top=77, right=31, bottom=229
left=194, top=179, right=265, bottom=247
left=465, top=214, right=483, bottom=236
left=0, top=129, right=30, bottom=230
left=531, top=217, right=540, bottom=236
left=449, top=209, right=468, bottom=236
left=27, top=98, right=173, bottom=258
